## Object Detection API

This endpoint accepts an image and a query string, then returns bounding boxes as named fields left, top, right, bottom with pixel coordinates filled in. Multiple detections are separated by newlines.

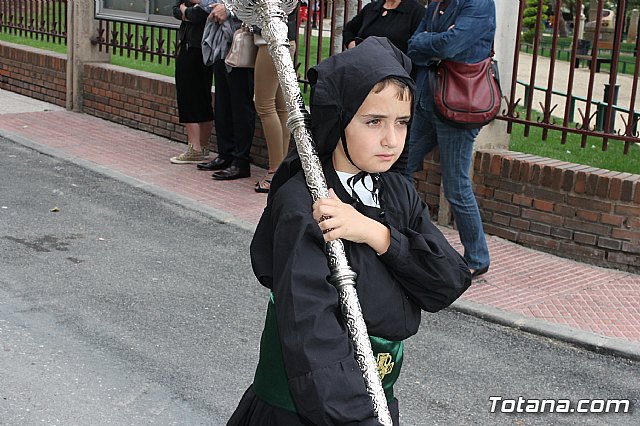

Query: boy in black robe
left=228, top=36, right=472, bottom=426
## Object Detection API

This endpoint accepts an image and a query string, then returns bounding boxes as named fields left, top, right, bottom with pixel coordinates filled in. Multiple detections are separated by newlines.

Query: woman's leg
left=405, top=103, right=438, bottom=182
left=434, top=116, right=490, bottom=271
left=185, top=123, right=201, bottom=150
left=255, top=45, right=287, bottom=172
left=198, top=120, right=214, bottom=151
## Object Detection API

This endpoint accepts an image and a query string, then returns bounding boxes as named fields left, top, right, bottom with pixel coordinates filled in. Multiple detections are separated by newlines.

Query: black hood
left=307, top=36, right=414, bottom=158
left=268, top=36, right=414, bottom=199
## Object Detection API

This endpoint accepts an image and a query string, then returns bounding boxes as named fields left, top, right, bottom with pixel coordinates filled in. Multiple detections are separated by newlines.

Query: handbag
left=432, top=55, right=502, bottom=129
left=225, top=25, right=258, bottom=68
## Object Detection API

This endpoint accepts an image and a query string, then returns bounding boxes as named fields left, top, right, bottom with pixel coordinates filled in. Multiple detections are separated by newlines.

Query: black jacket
left=173, top=0, right=210, bottom=49
left=343, top=0, right=425, bottom=53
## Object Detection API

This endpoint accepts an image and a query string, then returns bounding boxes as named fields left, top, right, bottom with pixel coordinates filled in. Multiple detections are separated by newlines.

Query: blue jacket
left=407, top=0, right=496, bottom=110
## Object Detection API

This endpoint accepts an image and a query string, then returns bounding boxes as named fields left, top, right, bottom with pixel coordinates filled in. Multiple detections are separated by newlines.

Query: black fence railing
left=93, top=19, right=177, bottom=65
left=503, top=0, right=640, bottom=154
left=0, top=0, right=67, bottom=44
left=92, top=0, right=354, bottom=84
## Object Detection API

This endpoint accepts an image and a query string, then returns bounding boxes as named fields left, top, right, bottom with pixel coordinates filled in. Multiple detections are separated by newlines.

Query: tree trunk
left=332, top=0, right=345, bottom=52
left=331, top=0, right=359, bottom=53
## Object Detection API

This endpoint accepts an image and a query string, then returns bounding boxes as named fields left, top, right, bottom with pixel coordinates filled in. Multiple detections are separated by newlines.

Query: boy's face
left=333, top=84, right=411, bottom=174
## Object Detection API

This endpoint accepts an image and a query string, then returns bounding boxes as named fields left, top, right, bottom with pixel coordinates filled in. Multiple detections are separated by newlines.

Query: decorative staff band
left=223, top=0, right=392, bottom=424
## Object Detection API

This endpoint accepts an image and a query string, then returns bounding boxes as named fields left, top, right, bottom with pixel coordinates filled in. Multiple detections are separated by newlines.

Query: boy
left=228, top=37, right=471, bottom=425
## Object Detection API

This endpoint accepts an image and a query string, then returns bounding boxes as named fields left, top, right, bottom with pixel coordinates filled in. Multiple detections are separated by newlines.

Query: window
left=95, top=0, right=178, bottom=27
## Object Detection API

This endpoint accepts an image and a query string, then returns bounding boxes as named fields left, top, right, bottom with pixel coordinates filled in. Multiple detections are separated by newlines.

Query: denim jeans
left=405, top=106, right=490, bottom=270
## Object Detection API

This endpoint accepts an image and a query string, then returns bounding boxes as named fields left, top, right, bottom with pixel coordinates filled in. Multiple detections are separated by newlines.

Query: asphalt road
left=1, top=138, right=639, bottom=426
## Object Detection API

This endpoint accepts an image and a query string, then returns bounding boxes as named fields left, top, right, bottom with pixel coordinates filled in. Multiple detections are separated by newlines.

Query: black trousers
left=175, top=45, right=214, bottom=123
left=213, top=60, right=256, bottom=169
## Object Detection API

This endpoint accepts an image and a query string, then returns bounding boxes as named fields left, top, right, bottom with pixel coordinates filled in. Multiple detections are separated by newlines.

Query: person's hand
left=179, top=3, right=188, bottom=19
left=313, top=189, right=390, bottom=253
left=346, top=40, right=356, bottom=49
left=313, top=189, right=368, bottom=243
left=209, top=4, right=228, bottom=23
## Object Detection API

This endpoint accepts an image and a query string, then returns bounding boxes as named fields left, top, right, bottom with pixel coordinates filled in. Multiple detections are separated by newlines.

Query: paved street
left=2, top=138, right=639, bottom=425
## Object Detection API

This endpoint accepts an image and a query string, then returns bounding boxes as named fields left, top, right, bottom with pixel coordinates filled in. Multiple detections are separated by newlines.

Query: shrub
left=522, top=0, right=549, bottom=43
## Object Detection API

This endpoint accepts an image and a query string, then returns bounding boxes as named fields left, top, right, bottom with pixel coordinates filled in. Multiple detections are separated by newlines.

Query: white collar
left=336, top=171, right=379, bottom=208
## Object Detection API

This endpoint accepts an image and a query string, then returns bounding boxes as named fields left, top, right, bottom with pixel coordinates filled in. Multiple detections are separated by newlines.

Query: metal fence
left=0, top=0, right=67, bottom=44
left=502, top=0, right=640, bottom=154
left=92, top=0, right=356, bottom=82
left=94, top=19, right=177, bottom=65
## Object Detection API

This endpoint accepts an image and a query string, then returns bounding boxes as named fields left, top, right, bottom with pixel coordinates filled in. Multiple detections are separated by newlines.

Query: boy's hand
left=313, top=189, right=390, bottom=254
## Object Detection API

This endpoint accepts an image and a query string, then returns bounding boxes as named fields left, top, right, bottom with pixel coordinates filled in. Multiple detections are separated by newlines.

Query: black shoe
left=471, top=266, right=489, bottom=279
left=212, top=165, right=251, bottom=180
left=197, top=157, right=232, bottom=171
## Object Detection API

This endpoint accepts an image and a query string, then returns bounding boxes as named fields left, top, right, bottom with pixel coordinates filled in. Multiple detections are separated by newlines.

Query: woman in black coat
left=343, top=0, right=425, bottom=53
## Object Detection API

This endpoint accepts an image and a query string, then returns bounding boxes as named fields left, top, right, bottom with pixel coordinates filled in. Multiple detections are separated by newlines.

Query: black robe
left=228, top=161, right=471, bottom=426
left=228, top=36, right=471, bottom=426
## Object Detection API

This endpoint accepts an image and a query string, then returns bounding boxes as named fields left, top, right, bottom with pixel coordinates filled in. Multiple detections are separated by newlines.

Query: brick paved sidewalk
left=1, top=89, right=639, bottom=359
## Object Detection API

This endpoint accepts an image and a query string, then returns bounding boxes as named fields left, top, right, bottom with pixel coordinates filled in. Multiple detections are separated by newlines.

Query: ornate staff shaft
left=224, top=1, right=392, bottom=424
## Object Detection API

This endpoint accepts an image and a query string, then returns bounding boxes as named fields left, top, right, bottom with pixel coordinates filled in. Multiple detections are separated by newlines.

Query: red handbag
left=432, top=56, right=502, bottom=129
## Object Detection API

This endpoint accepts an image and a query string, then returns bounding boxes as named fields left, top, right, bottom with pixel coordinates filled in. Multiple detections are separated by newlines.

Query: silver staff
left=223, top=0, right=392, bottom=424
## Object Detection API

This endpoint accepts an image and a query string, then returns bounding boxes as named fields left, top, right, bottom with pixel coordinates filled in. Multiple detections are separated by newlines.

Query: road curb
left=451, top=298, right=640, bottom=362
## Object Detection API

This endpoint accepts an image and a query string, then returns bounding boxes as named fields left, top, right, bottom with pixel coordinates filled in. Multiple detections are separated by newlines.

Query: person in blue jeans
left=405, top=0, right=495, bottom=278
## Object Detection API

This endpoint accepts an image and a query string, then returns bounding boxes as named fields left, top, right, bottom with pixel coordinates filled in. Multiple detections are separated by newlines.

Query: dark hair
left=371, top=77, right=413, bottom=102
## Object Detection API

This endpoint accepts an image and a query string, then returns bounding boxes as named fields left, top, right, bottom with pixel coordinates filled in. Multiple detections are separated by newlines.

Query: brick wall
left=0, top=41, right=66, bottom=107
left=414, top=149, right=445, bottom=221
left=473, top=149, right=640, bottom=272
left=413, top=148, right=640, bottom=272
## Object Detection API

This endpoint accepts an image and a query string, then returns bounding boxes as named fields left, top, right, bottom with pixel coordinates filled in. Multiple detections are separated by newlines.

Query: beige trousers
left=254, top=43, right=296, bottom=171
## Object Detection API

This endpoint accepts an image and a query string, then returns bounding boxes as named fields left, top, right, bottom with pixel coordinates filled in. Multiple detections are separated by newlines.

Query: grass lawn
left=508, top=121, right=640, bottom=174
left=0, top=32, right=67, bottom=54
